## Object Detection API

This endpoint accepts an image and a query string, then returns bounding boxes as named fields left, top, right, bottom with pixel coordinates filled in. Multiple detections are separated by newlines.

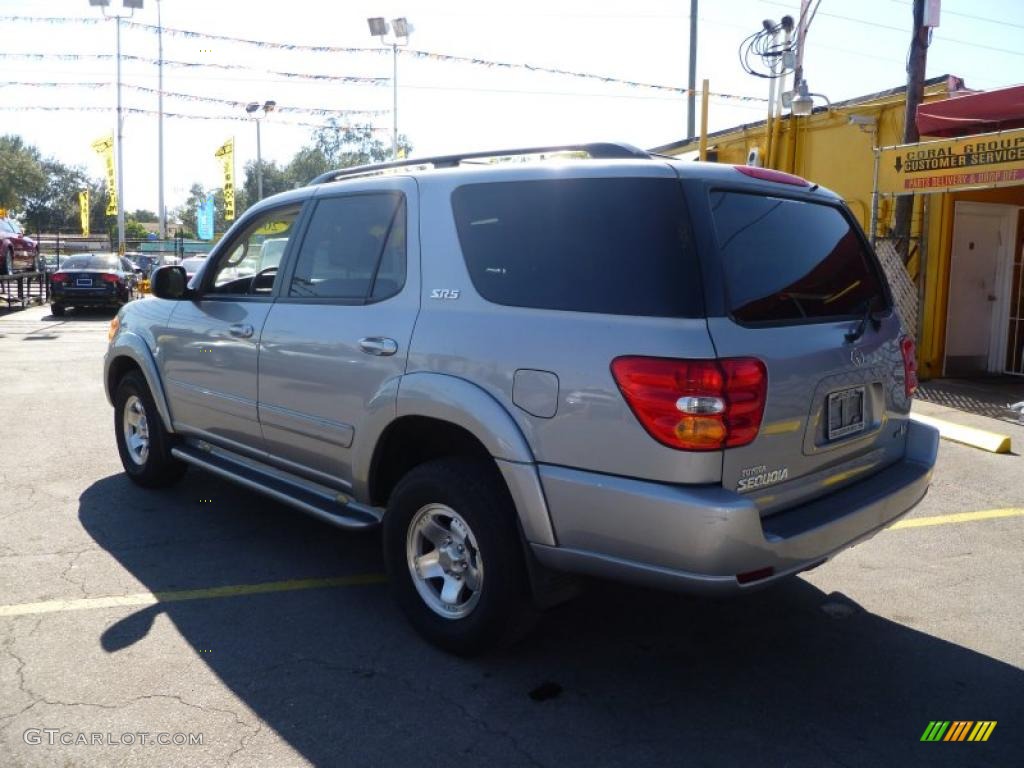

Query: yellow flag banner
left=214, top=137, right=235, bottom=221
left=79, top=190, right=90, bottom=236
left=90, top=135, right=117, bottom=216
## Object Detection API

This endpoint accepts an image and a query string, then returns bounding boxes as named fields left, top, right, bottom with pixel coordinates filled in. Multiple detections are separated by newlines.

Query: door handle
left=359, top=337, right=398, bottom=356
left=228, top=323, right=254, bottom=338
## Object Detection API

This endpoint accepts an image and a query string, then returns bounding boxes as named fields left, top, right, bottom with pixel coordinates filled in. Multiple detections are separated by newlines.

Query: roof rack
left=309, top=142, right=650, bottom=185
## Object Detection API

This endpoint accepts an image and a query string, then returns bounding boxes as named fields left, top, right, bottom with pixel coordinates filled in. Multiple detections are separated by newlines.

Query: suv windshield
left=710, top=192, right=887, bottom=325
left=452, top=177, right=703, bottom=318
left=59, top=255, right=119, bottom=271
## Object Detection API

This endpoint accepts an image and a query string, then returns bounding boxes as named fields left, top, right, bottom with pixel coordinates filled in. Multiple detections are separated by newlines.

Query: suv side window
left=452, top=177, right=703, bottom=317
left=204, top=205, right=301, bottom=296
left=288, top=193, right=406, bottom=300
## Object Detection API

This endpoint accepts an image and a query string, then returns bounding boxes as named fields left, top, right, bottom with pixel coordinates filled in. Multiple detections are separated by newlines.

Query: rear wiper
left=845, top=298, right=881, bottom=344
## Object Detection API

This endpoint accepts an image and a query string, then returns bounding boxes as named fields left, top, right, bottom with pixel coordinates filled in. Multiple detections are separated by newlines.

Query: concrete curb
left=910, top=413, right=1012, bottom=454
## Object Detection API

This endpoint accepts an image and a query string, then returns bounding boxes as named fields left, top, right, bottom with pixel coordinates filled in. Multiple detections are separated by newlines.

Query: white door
left=945, top=203, right=1015, bottom=376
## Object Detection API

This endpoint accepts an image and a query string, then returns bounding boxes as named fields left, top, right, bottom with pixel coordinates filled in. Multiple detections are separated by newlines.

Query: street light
left=368, top=16, right=413, bottom=160
left=788, top=79, right=830, bottom=117
left=245, top=100, right=276, bottom=200
left=89, top=0, right=143, bottom=254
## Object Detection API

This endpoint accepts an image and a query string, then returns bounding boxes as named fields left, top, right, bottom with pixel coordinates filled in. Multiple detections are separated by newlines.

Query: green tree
left=241, top=160, right=295, bottom=204
left=130, top=209, right=158, bottom=223
left=0, top=135, right=46, bottom=212
left=22, top=159, right=93, bottom=233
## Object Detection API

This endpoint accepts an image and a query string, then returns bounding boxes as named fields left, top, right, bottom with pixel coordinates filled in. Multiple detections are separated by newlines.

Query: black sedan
left=50, top=254, right=139, bottom=316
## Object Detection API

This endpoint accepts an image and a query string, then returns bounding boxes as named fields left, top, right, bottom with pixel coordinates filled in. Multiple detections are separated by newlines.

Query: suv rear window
left=452, top=178, right=702, bottom=317
left=710, top=191, right=887, bottom=324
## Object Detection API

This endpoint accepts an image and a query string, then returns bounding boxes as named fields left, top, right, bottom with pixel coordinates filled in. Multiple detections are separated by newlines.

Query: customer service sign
left=877, top=127, right=1024, bottom=195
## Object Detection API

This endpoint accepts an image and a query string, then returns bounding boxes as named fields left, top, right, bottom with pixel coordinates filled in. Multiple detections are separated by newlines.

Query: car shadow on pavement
left=79, top=473, right=1022, bottom=768
left=40, top=307, right=118, bottom=322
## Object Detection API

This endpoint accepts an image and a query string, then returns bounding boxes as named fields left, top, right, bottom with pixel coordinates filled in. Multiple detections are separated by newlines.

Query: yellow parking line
left=1, top=509, right=1022, bottom=619
left=889, top=508, right=1024, bottom=530
left=0, top=573, right=387, bottom=618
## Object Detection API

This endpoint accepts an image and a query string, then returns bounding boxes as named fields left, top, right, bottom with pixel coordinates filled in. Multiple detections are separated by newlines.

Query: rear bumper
left=531, top=420, right=939, bottom=595
left=52, top=289, right=125, bottom=306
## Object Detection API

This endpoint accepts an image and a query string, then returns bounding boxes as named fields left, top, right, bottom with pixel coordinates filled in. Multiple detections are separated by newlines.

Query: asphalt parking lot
left=0, top=303, right=1021, bottom=768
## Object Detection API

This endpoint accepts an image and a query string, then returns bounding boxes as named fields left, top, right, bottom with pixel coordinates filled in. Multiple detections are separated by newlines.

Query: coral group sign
left=878, top=128, right=1024, bottom=195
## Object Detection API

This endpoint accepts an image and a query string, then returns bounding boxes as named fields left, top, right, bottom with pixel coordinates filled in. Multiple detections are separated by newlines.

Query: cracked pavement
left=1, top=304, right=1022, bottom=767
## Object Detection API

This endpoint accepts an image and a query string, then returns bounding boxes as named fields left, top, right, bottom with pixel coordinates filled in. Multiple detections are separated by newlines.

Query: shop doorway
left=944, top=202, right=1020, bottom=376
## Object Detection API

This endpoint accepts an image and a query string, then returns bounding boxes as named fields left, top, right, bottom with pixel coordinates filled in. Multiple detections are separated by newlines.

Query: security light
left=367, top=17, right=389, bottom=36
left=245, top=102, right=260, bottom=114
left=391, top=17, right=411, bottom=38
left=263, top=100, right=276, bottom=113
left=88, top=0, right=111, bottom=6
left=791, top=80, right=814, bottom=116
left=123, top=0, right=144, bottom=8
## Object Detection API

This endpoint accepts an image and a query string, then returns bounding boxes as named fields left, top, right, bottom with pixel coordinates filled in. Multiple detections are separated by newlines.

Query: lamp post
left=89, top=0, right=143, bottom=254
left=368, top=16, right=412, bottom=160
left=157, top=0, right=165, bottom=239
left=245, top=100, right=276, bottom=200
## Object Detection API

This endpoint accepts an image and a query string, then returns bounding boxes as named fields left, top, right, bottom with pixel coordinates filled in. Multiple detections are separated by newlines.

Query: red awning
left=916, top=84, right=1024, bottom=137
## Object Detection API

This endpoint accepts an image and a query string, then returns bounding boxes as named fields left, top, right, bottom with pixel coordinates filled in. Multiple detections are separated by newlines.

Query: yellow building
left=655, top=75, right=1024, bottom=381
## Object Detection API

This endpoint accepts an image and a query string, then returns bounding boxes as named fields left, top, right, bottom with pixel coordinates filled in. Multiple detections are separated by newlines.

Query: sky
left=1, top=0, right=1022, bottom=218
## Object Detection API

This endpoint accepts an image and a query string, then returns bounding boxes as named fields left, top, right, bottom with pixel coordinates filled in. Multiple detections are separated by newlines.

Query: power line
left=0, top=15, right=765, bottom=101
left=887, top=0, right=1024, bottom=31
left=0, top=53, right=388, bottom=84
left=0, top=104, right=387, bottom=131
left=759, top=0, right=1024, bottom=56
left=0, top=81, right=386, bottom=116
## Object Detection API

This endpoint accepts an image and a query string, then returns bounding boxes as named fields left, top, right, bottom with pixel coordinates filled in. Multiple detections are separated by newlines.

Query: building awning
left=916, top=84, right=1024, bottom=137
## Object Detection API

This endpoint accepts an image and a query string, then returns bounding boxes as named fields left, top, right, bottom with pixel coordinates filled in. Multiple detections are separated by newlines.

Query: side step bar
left=171, top=444, right=382, bottom=530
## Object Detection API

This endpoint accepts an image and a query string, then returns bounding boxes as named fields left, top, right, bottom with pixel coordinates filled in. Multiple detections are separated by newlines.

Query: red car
left=1, top=218, right=42, bottom=275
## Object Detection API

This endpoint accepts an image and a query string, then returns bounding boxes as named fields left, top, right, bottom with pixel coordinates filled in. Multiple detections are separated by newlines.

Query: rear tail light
left=50, top=272, right=69, bottom=283
left=610, top=356, right=767, bottom=451
left=100, top=273, right=120, bottom=284
left=900, top=335, right=918, bottom=398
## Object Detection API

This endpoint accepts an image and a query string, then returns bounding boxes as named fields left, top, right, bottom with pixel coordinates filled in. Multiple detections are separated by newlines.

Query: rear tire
left=51, top=304, right=65, bottom=317
left=383, top=457, right=535, bottom=655
left=114, top=370, right=186, bottom=488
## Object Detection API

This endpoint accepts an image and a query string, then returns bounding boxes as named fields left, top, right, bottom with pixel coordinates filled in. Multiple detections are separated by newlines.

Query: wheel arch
left=361, top=373, right=556, bottom=546
left=105, top=333, right=174, bottom=432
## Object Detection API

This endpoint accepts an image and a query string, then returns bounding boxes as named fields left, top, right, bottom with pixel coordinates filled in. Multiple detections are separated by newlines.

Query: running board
left=171, top=444, right=382, bottom=529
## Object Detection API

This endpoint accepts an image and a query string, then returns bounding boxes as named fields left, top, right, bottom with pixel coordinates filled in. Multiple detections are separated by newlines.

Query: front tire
left=383, top=457, right=534, bottom=655
left=114, top=370, right=186, bottom=488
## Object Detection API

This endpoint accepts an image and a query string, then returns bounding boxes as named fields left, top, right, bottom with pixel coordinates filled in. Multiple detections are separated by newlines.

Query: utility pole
left=114, top=15, right=126, bottom=254
left=687, top=0, right=698, bottom=139
left=157, top=0, right=165, bottom=239
left=892, top=0, right=929, bottom=258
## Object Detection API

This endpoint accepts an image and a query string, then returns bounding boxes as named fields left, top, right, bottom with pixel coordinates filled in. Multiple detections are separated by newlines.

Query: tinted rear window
left=452, top=178, right=702, bottom=317
left=710, top=192, right=887, bottom=324
left=60, top=255, right=119, bottom=271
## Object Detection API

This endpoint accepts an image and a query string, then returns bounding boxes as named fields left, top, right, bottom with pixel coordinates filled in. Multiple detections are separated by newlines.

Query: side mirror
left=151, top=265, right=189, bottom=300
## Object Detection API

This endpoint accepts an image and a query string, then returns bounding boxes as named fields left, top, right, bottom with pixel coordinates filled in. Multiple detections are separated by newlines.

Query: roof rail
left=309, top=142, right=650, bottom=185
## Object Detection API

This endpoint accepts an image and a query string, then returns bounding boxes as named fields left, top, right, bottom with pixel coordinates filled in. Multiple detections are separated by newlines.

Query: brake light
left=900, top=336, right=918, bottom=398
left=733, top=165, right=811, bottom=187
left=50, top=272, right=69, bottom=283
left=100, top=273, right=120, bottom=284
left=610, top=357, right=767, bottom=451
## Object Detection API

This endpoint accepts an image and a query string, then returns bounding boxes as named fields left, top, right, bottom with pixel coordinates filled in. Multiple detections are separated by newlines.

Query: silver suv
left=104, top=143, right=938, bottom=654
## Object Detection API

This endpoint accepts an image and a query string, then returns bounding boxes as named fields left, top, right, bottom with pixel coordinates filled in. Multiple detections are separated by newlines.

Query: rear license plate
left=827, top=386, right=866, bottom=440
left=76, top=278, right=92, bottom=287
